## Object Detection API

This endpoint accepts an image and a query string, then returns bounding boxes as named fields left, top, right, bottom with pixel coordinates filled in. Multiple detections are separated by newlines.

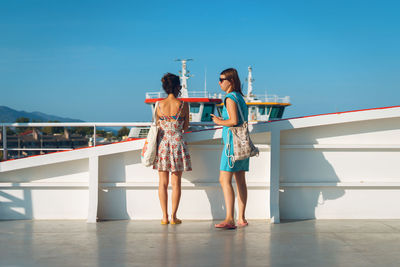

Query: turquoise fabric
left=219, top=92, right=250, bottom=172
left=159, top=116, right=184, bottom=121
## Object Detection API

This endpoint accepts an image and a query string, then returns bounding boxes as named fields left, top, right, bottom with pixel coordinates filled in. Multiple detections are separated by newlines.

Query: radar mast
left=175, top=59, right=193, bottom=98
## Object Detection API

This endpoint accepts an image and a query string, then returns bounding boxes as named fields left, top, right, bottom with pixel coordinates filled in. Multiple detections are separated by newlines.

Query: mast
left=204, top=67, right=207, bottom=94
left=175, top=59, right=193, bottom=98
left=246, top=66, right=254, bottom=99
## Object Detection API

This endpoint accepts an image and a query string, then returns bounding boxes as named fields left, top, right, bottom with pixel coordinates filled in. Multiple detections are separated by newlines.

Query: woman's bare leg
left=171, top=171, right=182, bottom=222
left=158, top=171, right=169, bottom=223
left=234, top=171, right=247, bottom=224
left=219, top=170, right=235, bottom=224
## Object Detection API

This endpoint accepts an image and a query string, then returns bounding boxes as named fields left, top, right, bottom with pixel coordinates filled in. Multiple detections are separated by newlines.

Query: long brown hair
left=220, top=68, right=243, bottom=96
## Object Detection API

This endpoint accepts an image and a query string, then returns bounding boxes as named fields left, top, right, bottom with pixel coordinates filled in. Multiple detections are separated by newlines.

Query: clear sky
left=1, top=0, right=399, bottom=122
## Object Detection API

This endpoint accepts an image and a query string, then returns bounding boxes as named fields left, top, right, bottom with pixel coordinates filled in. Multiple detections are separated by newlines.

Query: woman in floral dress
left=154, top=73, right=192, bottom=225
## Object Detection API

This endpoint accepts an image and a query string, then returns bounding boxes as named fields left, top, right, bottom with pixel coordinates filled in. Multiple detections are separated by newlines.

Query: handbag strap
left=225, top=93, right=245, bottom=123
left=152, top=102, right=159, bottom=125
left=225, top=131, right=235, bottom=168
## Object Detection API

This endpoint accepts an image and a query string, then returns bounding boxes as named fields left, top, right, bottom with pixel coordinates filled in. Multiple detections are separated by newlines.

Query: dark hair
left=220, top=68, right=243, bottom=96
left=161, top=73, right=181, bottom=97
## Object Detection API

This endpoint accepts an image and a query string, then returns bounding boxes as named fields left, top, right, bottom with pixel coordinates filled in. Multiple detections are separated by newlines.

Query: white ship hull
left=1, top=106, right=400, bottom=222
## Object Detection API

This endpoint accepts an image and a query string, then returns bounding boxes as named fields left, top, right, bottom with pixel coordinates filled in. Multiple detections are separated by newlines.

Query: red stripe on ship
left=145, top=98, right=222, bottom=104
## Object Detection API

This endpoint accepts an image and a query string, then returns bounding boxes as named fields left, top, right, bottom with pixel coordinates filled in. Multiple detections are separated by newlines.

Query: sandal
left=161, top=220, right=169, bottom=225
left=214, top=222, right=237, bottom=229
left=171, top=219, right=182, bottom=225
left=237, top=221, right=248, bottom=227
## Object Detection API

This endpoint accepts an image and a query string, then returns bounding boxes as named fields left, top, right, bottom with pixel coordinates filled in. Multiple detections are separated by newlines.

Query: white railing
left=0, top=122, right=224, bottom=161
left=146, top=91, right=290, bottom=104
left=247, top=94, right=290, bottom=104
left=146, top=91, right=223, bottom=99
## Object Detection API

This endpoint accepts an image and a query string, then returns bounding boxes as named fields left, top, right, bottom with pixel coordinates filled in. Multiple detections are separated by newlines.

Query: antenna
left=204, top=67, right=207, bottom=93
left=175, top=58, right=193, bottom=62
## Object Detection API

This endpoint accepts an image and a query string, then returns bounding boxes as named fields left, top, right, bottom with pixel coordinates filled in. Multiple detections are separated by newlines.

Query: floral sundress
left=153, top=102, right=192, bottom=172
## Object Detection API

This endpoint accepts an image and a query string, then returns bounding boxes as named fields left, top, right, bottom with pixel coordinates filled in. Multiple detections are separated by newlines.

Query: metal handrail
left=247, top=94, right=290, bottom=103
left=145, top=92, right=290, bottom=103
left=0, top=122, right=224, bottom=160
left=0, top=123, right=143, bottom=161
left=1, top=122, right=153, bottom=127
left=0, top=122, right=219, bottom=127
left=0, top=121, right=262, bottom=161
left=146, top=91, right=222, bottom=99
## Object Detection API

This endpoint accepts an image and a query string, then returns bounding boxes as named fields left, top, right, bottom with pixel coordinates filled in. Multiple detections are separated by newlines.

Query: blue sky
left=1, top=0, right=399, bottom=122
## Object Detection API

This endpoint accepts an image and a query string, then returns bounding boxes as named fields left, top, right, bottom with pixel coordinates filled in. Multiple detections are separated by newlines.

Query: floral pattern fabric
left=153, top=103, right=192, bottom=172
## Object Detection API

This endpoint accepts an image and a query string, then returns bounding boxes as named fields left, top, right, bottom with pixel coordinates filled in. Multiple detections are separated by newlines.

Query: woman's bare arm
left=211, top=98, right=238, bottom=126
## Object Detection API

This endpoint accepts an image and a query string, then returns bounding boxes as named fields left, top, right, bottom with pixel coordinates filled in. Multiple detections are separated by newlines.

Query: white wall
left=0, top=159, right=89, bottom=219
left=1, top=107, right=400, bottom=221
left=279, top=117, right=400, bottom=219
left=97, top=142, right=270, bottom=220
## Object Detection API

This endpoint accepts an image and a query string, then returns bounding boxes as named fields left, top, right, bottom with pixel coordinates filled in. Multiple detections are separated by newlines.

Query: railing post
left=270, top=128, right=281, bottom=223
left=93, top=125, right=96, bottom=147
left=88, top=156, right=99, bottom=222
left=2, top=125, right=7, bottom=161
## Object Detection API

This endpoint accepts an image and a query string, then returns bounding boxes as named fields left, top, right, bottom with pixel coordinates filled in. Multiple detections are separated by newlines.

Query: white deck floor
left=1, top=219, right=400, bottom=267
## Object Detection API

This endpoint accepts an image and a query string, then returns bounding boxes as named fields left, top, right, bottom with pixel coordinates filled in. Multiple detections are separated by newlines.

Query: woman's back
left=156, top=98, right=189, bottom=131
left=157, top=99, right=182, bottom=119
left=153, top=97, right=191, bottom=172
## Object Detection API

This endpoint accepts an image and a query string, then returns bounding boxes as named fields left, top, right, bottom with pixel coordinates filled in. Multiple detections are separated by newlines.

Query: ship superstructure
left=144, top=59, right=222, bottom=123
left=216, top=66, right=291, bottom=121
left=129, top=61, right=291, bottom=139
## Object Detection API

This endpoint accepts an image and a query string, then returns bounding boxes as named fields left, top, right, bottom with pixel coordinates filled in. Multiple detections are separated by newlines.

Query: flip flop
left=237, top=221, right=248, bottom=227
left=161, top=220, right=169, bottom=225
left=171, top=219, right=182, bottom=225
left=214, top=222, right=237, bottom=229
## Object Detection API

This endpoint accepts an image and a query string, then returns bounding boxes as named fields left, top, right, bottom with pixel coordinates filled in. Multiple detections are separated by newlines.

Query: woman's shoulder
left=158, top=99, right=167, bottom=106
left=225, top=92, right=242, bottom=102
left=159, top=98, right=181, bottom=106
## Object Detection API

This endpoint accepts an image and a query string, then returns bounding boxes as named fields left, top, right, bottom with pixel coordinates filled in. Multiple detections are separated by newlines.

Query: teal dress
left=220, top=92, right=250, bottom=172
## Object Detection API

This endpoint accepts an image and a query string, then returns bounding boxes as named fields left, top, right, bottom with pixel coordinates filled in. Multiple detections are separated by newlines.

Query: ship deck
left=1, top=219, right=400, bottom=267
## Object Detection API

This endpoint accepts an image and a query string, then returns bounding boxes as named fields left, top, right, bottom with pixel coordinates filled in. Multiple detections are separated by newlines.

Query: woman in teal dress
left=211, top=68, right=249, bottom=229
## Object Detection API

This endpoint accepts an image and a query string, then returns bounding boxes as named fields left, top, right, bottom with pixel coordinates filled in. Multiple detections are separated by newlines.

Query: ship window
left=270, top=107, right=282, bottom=119
left=201, top=104, right=214, bottom=122
left=190, top=103, right=200, bottom=113
left=139, top=128, right=150, bottom=138
left=277, top=107, right=284, bottom=118
left=258, top=106, right=266, bottom=115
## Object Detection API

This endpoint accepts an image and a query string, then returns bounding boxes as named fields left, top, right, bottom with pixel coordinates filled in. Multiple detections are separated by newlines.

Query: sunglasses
left=219, top=78, right=228, bottom=83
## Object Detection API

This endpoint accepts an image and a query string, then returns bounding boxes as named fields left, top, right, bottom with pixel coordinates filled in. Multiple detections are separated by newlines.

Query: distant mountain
left=0, top=106, right=84, bottom=123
